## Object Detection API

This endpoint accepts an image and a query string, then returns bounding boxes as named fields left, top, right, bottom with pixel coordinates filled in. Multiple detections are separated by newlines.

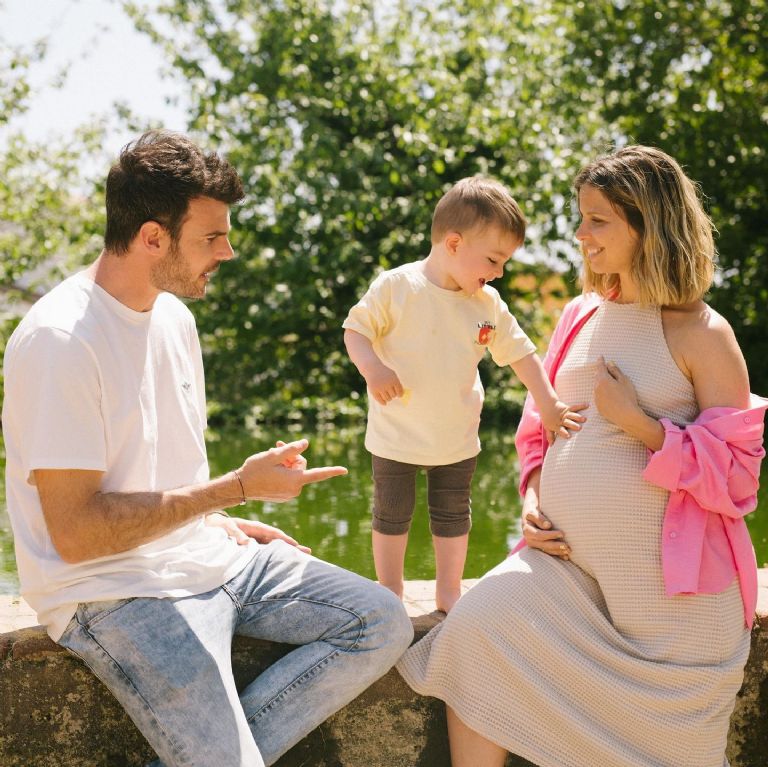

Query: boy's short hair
left=104, top=130, right=244, bottom=255
left=431, top=176, right=526, bottom=244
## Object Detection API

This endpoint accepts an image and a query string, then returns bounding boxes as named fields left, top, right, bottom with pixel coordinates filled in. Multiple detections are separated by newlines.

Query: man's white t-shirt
left=343, top=262, right=537, bottom=466
left=2, top=272, right=256, bottom=640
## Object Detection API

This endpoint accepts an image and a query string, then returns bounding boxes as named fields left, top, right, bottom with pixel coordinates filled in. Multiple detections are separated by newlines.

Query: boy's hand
left=540, top=401, right=588, bottom=440
left=344, top=329, right=404, bottom=405
left=365, top=361, right=404, bottom=406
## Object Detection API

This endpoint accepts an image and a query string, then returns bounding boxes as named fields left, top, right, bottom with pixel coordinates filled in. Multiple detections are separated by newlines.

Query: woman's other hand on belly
left=521, top=496, right=571, bottom=560
left=594, top=356, right=666, bottom=450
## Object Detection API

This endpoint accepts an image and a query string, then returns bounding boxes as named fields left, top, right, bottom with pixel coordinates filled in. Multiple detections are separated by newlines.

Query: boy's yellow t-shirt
left=343, top=261, right=536, bottom=465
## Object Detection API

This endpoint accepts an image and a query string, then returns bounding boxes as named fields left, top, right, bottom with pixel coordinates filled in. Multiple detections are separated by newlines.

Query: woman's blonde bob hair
left=574, top=145, right=715, bottom=305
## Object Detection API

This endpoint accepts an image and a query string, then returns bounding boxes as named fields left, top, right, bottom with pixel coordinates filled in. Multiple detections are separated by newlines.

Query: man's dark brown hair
left=104, top=130, right=244, bottom=255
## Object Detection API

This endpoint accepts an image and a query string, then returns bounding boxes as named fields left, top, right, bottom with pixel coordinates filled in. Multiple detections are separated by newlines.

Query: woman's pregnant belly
left=538, top=419, right=670, bottom=577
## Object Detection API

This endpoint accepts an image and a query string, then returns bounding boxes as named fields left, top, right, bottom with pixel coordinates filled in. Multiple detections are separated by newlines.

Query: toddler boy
left=343, top=177, right=584, bottom=611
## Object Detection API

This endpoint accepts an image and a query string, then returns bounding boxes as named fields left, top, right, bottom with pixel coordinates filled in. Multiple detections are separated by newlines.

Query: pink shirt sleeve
left=642, top=401, right=768, bottom=519
left=642, top=397, right=767, bottom=627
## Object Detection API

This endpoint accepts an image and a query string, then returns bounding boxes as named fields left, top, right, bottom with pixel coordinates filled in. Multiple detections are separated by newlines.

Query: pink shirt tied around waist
left=514, top=293, right=767, bottom=628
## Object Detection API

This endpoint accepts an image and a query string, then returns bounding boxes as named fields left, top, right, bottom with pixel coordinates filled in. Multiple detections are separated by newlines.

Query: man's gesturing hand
left=238, top=439, right=347, bottom=502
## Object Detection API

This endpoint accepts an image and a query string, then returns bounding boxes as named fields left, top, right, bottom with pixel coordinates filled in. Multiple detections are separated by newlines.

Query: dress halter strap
left=548, top=305, right=600, bottom=385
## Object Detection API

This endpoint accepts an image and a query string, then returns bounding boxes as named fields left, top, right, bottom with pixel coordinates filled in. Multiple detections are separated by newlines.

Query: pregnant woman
left=397, top=145, right=767, bottom=767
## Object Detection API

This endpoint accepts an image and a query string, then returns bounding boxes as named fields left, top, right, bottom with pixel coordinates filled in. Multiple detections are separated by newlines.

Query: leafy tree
left=0, top=129, right=107, bottom=295
left=0, top=15, right=44, bottom=129
left=6, top=0, right=762, bottom=430
left=561, top=0, right=768, bottom=392
left=125, top=0, right=608, bottom=425
left=0, top=15, right=108, bottom=404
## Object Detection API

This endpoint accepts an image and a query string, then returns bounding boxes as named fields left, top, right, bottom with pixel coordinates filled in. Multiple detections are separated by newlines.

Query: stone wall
left=1, top=579, right=766, bottom=767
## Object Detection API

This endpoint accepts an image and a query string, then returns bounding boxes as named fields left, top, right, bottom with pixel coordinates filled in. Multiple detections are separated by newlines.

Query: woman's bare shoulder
left=663, top=301, right=749, bottom=408
left=663, top=300, right=734, bottom=339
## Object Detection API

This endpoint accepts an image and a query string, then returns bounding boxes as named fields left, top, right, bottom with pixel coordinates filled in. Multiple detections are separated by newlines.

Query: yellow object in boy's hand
left=400, top=388, right=411, bottom=405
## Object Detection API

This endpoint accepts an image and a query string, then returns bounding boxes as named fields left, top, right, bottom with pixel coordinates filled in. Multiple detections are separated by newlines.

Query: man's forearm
left=41, top=439, right=345, bottom=564
left=50, top=472, right=244, bottom=564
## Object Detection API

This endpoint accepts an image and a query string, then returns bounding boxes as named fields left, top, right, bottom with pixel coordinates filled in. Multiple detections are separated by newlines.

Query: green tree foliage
left=0, top=2, right=47, bottom=129
left=0, top=128, right=108, bottom=406
left=0, top=130, right=107, bottom=294
left=125, top=0, right=609, bottom=424
left=560, top=0, right=768, bottom=390
left=3, top=1, right=764, bottom=428
left=0, top=17, right=107, bottom=402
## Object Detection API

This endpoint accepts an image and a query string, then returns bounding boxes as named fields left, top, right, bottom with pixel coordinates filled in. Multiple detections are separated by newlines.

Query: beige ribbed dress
left=397, top=302, right=750, bottom=767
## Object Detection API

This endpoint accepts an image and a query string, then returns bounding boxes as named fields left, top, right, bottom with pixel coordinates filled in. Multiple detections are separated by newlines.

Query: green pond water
left=1, top=425, right=767, bottom=595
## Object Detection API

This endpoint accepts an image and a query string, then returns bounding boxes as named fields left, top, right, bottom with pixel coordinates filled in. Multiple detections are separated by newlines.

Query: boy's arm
left=510, top=352, right=587, bottom=438
left=344, top=329, right=404, bottom=406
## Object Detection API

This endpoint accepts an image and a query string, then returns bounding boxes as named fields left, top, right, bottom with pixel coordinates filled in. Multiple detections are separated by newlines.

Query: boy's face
left=445, top=224, right=520, bottom=295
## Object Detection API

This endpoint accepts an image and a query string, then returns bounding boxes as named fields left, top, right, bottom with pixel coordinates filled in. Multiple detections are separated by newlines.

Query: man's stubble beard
left=150, top=241, right=204, bottom=300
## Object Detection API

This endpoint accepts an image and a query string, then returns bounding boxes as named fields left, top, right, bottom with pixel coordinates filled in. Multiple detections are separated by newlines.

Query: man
left=2, top=131, right=413, bottom=767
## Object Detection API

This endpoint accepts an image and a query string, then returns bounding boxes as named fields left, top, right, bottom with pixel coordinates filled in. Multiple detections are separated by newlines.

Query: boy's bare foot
left=436, top=586, right=461, bottom=614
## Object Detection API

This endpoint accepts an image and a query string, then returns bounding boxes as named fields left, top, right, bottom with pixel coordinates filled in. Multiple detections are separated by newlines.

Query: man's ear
left=138, top=220, right=168, bottom=256
left=444, top=231, right=462, bottom=256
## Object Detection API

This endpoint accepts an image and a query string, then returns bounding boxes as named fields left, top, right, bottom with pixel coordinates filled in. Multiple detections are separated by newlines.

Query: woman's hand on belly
left=522, top=507, right=571, bottom=559
left=593, top=356, right=666, bottom=450
left=518, top=470, right=571, bottom=560
left=593, top=355, right=642, bottom=428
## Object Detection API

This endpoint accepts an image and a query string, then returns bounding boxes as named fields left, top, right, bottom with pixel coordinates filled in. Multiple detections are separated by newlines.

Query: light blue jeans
left=58, top=540, right=413, bottom=767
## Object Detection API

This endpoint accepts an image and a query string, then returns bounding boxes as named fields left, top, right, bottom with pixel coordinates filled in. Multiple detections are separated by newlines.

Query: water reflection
left=1, top=426, right=767, bottom=596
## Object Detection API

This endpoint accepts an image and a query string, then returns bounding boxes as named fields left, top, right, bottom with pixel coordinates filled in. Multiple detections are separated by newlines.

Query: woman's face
left=575, top=184, right=640, bottom=279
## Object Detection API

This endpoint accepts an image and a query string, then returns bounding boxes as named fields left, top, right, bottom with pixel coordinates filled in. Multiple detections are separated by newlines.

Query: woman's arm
left=594, top=304, right=750, bottom=447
